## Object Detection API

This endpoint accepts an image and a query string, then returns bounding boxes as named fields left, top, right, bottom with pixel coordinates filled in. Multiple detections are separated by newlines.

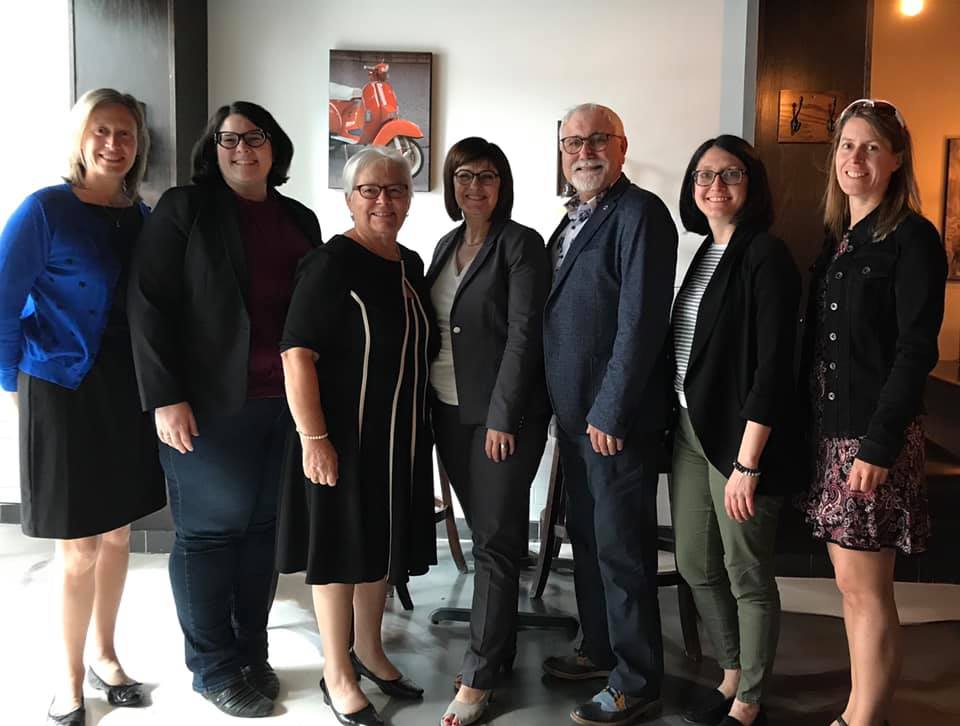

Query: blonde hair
left=822, top=105, right=921, bottom=242
left=64, top=88, right=150, bottom=200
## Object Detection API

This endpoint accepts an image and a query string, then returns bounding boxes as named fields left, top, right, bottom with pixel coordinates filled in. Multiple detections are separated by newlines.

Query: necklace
left=93, top=204, right=129, bottom=230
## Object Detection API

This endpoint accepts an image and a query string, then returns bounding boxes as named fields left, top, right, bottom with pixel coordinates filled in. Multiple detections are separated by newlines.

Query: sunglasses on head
left=839, top=98, right=906, bottom=129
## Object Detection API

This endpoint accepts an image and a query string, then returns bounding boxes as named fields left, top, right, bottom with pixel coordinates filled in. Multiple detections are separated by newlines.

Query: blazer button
left=828, top=332, right=837, bottom=341
left=452, top=326, right=461, bottom=334
left=829, top=302, right=838, bottom=311
left=827, top=392, right=836, bottom=401
left=862, top=265, right=872, bottom=274
left=829, top=361, right=837, bottom=370
left=835, top=271, right=844, bottom=279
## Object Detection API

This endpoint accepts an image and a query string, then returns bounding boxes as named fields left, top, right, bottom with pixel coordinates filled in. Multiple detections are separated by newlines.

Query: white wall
left=208, top=0, right=756, bottom=281
left=208, top=0, right=757, bottom=524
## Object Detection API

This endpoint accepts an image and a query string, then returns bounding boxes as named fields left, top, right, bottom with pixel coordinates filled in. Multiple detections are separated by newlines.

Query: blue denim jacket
left=0, top=184, right=147, bottom=391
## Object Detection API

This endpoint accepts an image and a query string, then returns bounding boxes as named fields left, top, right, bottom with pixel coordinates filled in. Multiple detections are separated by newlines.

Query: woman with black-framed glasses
left=798, top=99, right=946, bottom=726
left=277, top=146, right=437, bottom=726
left=670, top=135, right=800, bottom=726
left=127, top=101, right=323, bottom=718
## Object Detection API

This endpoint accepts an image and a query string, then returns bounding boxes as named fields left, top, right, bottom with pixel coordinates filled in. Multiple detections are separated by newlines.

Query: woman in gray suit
left=427, top=137, right=551, bottom=726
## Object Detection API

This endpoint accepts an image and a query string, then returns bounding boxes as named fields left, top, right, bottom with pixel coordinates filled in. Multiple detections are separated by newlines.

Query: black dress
left=277, top=235, right=437, bottom=585
left=19, top=205, right=166, bottom=539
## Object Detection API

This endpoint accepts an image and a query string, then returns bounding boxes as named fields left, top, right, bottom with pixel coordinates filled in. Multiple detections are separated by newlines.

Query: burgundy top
left=237, top=192, right=312, bottom=399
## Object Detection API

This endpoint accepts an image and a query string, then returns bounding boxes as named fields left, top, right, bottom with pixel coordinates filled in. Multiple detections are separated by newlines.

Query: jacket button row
left=452, top=326, right=461, bottom=334
left=828, top=332, right=838, bottom=341
left=827, top=392, right=836, bottom=401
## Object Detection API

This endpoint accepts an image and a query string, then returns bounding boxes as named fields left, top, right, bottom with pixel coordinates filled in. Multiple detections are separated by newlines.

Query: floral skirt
left=799, top=420, right=931, bottom=554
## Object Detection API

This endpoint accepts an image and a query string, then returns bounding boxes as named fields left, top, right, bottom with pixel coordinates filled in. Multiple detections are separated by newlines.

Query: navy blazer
left=426, top=219, right=551, bottom=431
left=543, top=175, right=678, bottom=439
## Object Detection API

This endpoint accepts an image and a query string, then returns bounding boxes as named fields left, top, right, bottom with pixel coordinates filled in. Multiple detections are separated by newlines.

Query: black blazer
left=127, top=182, right=323, bottom=415
left=425, top=219, right=551, bottom=432
left=798, top=210, right=946, bottom=467
left=543, top=175, right=678, bottom=438
left=675, top=225, right=801, bottom=492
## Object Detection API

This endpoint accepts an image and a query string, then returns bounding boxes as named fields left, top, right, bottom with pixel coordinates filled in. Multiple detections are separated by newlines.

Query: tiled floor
left=1, top=524, right=959, bottom=725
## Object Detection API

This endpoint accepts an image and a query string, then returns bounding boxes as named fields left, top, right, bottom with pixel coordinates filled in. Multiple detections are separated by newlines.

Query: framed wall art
left=944, top=137, right=960, bottom=281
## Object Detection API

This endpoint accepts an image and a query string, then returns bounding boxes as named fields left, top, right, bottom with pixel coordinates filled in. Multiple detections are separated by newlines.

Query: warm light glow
left=900, top=0, right=924, bottom=16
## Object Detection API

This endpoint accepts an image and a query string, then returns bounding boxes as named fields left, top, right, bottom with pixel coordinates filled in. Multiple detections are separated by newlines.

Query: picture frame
left=944, top=137, right=960, bottom=281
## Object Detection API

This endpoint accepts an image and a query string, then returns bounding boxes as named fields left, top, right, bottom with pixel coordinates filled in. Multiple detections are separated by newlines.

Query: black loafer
left=320, top=678, right=383, bottom=725
left=350, top=650, right=423, bottom=699
left=202, top=681, right=274, bottom=718
left=47, top=699, right=85, bottom=726
left=87, top=668, right=144, bottom=707
left=682, top=689, right=733, bottom=724
left=243, top=661, right=280, bottom=700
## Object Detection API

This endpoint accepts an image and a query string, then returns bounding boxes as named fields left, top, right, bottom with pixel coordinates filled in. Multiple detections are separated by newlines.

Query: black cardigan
left=425, top=219, right=551, bottom=431
left=674, top=224, right=801, bottom=493
left=127, top=182, right=323, bottom=415
left=799, top=210, right=947, bottom=467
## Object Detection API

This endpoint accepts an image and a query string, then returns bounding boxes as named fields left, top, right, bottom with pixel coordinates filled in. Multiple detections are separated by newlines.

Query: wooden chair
left=529, top=440, right=703, bottom=662
left=394, top=454, right=468, bottom=610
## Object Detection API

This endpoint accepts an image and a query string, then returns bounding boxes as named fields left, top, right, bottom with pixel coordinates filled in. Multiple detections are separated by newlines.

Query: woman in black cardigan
left=798, top=100, right=946, bottom=726
left=427, top=137, right=551, bottom=726
left=670, top=135, right=799, bottom=726
left=127, top=102, right=323, bottom=718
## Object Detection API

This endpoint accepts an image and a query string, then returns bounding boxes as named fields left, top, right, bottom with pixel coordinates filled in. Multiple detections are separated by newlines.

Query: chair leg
left=395, top=581, right=414, bottom=611
left=437, top=461, right=468, bottom=574
left=677, top=577, right=701, bottom=662
left=530, top=444, right=564, bottom=599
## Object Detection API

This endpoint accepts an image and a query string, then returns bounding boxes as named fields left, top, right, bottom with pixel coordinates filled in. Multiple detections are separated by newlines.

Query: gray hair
left=560, top=103, right=625, bottom=137
left=64, top=88, right=150, bottom=200
left=341, top=146, right=414, bottom=199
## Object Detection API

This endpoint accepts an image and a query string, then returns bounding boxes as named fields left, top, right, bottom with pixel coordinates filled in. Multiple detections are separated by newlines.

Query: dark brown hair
left=442, top=137, right=513, bottom=222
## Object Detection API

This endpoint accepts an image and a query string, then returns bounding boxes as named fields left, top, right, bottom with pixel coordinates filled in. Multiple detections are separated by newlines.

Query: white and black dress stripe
left=672, top=243, right=726, bottom=407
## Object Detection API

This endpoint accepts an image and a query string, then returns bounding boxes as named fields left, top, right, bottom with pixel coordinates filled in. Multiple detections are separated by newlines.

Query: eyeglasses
left=691, top=168, right=747, bottom=187
left=354, top=183, right=409, bottom=200
left=214, top=129, right=270, bottom=149
left=839, top=98, right=906, bottom=128
left=559, top=132, right=625, bottom=154
left=453, top=170, right=500, bottom=186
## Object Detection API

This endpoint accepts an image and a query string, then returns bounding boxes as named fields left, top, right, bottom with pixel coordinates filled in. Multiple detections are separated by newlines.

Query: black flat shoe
left=243, top=661, right=280, bottom=700
left=719, top=709, right=767, bottom=726
left=320, top=678, right=383, bottom=725
left=47, top=699, right=85, bottom=726
left=202, top=681, right=274, bottom=718
left=350, top=650, right=423, bottom=699
left=87, top=667, right=144, bottom=707
left=682, top=689, right=733, bottom=724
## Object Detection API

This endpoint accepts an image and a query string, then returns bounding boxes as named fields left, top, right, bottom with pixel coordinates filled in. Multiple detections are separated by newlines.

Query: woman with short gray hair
left=277, top=147, right=437, bottom=725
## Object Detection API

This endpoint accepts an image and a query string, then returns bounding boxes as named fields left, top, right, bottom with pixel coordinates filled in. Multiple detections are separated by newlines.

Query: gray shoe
left=542, top=647, right=612, bottom=680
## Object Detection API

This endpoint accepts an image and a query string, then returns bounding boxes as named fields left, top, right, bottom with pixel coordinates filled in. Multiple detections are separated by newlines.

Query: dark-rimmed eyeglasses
left=691, top=168, right=747, bottom=187
left=839, top=98, right=906, bottom=129
left=559, top=132, right=625, bottom=155
left=453, top=170, right=500, bottom=186
left=214, top=129, right=270, bottom=149
left=354, top=183, right=409, bottom=200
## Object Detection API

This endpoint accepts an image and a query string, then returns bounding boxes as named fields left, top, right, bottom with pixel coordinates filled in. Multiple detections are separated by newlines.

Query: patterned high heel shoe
left=440, top=690, right=493, bottom=726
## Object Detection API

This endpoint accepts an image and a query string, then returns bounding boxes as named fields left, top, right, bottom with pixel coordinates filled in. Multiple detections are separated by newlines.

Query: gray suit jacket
left=543, top=174, right=678, bottom=439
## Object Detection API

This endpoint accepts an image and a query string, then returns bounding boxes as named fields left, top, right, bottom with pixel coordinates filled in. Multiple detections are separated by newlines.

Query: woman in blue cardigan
left=0, top=88, right=165, bottom=726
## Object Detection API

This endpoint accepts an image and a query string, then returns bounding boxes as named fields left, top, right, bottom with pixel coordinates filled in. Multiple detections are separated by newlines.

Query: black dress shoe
left=719, top=709, right=767, bottom=726
left=202, top=681, right=274, bottom=718
left=87, top=668, right=145, bottom=707
left=243, top=661, right=280, bottom=700
left=47, top=699, right=85, bottom=726
left=350, top=650, right=423, bottom=699
left=320, top=678, right=383, bottom=725
left=570, top=688, right=662, bottom=725
left=682, top=689, right=733, bottom=724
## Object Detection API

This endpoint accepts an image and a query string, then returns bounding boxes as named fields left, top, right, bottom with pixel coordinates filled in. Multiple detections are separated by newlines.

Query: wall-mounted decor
left=328, top=50, right=432, bottom=191
left=777, top=90, right=841, bottom=143
left=944, top=137, right=960, bottom=281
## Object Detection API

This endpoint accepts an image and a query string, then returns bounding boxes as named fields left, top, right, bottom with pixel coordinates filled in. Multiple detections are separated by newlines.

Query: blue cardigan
left=0, top=184, right=147, bottom=391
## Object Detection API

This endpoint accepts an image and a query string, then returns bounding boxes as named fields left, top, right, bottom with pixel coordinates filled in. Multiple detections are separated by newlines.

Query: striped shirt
left=672, top=243, right=727, bottom=407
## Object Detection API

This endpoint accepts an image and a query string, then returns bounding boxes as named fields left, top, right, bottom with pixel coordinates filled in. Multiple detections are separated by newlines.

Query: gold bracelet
left=298, top=430, right=329, bottom=441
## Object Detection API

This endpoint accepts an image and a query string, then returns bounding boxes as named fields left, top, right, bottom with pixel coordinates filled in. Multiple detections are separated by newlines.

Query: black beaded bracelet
left=732, top=460, right=761, bottom=477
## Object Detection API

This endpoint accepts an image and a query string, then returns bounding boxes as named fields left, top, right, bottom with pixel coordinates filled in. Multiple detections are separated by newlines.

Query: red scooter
left=329, top=63, right=425, bottom=177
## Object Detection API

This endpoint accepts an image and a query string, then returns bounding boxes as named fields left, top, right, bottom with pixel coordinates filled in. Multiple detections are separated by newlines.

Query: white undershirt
left=429, top=250, right=471, bottom=405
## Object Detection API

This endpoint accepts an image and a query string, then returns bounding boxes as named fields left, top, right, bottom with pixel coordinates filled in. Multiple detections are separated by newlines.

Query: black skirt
left=18, top=331, right=166, bottom=539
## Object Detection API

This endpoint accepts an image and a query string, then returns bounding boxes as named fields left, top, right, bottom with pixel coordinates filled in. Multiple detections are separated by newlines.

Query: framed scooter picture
left=329, top=50, right=433, bottom=191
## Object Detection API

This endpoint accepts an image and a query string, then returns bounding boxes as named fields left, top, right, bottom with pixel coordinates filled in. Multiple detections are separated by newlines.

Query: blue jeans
left=162, top=398, right=287, bottom=693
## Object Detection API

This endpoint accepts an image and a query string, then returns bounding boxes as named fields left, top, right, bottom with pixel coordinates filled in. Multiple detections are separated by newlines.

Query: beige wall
left=872, top=0, right=960, bottom=360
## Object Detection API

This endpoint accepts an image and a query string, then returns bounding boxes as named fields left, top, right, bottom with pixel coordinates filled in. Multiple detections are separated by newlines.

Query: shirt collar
left=564, top=189, right=606, bottom=219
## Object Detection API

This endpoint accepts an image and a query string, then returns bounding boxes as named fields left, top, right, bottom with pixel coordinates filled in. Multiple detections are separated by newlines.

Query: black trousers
left=433, top=402, right=548, bottom=688
left=557, top=427, right=664, bottom=698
